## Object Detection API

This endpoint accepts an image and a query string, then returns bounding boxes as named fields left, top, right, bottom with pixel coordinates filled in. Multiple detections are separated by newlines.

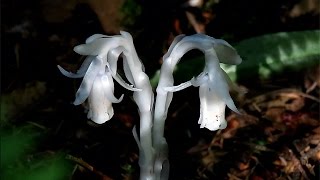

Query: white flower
left=160, top=34, right=242, bottom=131
left=86, top=70, right=119, bottom=124
left=198, top=82, right=227, bottom=130
left=58, top=32, right=141, bottom=124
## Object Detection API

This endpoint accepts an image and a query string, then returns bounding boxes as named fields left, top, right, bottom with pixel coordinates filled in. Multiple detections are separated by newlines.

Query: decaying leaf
left=304, top=65, right=320, bottom=93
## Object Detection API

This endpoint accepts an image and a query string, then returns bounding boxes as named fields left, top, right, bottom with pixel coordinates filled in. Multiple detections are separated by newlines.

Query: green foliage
left=224, top=30, right=320, bottom=81
left=0, top=126, right=39, bottom=167
left=150, top=30, right=320, bottom=87
left=120, top=0, right=142, bottom=27
left=0, top=126, right=73, bottom=180
left=122, top=163, right=135, bottom=174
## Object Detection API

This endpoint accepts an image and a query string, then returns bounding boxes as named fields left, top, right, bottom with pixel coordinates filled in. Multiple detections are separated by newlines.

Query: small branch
left=66, top=154, right=113, bottom=180
left=185, top=11, right=205, bottom=34
left=288, top=149, right=310, bottom=180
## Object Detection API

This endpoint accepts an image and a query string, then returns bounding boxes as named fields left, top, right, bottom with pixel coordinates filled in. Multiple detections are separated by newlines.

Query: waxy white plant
left=58, top=31, right=242, bottom=180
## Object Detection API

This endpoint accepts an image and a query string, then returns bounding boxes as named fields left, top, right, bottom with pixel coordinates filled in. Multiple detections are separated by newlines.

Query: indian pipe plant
left=58, top=31, right=242, bottom=180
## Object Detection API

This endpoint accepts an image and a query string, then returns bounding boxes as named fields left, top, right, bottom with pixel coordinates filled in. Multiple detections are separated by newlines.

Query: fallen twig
left=66, top=154, right=113, bottom=180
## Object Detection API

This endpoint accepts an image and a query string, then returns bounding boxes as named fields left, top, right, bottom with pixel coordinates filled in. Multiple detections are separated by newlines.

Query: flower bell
left=198, top=82, right=228, bottom=130
left=160, top=34, right=242, bottom=131
left=59, top=32, right=156, bottom=179
left=86, top=71, right=117, bottom=124
left=58, top=32, right=141, bottom=124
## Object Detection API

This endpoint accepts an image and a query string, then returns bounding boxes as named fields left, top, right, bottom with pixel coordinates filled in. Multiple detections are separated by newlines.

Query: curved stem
left=122, top=50, right=155, bottom=180
left=152, top=35, right=228, bottom=179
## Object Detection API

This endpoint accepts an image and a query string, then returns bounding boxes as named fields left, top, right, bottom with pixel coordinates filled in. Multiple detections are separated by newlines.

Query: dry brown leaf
left=304, top=65, right=320, bottom=93
left=247, top=89, right=307, bottom=113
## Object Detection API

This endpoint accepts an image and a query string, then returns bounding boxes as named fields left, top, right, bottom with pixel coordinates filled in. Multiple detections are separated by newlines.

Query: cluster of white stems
left=58, top=31, right=242, bottom=180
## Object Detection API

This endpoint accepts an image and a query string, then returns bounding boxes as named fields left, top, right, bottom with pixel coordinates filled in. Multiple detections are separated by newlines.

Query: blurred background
left=1, top=0, right=319, bottom=179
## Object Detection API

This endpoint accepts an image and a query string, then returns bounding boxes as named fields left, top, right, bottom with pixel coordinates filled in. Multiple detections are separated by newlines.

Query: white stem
left=153, top=62, right=174, bottom=180
left=122, top=50, right=156, bottom=180
left=139, top=111, right=155, bottom=180
left=152, top=35, right=224, bottom=179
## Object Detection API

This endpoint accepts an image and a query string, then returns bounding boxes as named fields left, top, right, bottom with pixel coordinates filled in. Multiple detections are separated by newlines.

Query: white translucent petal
left=163, top=81, right=192, bottom=92
left=205, top=55, right=240, bottom=115
left=213, top=39, right=242, bottom=65
left=221, top=68, right=247, bottom=94
left=57, top=65, right=85, bottom=78
left=77, top=56, right=96, bottom=74
left=85, top=34, right=110, bottom=44
left=107, top=47, right=125, bottom=75
left=112, top=73, right=142, bottom=91
left=198, top=84, right=227, bottom=131
left=74, top=38, right=121, bottom=56
left=209, top=71, right=240, bottom=114
left=122, top=55, right=135, bottom=84
left=57, top=56, right=95, bottom=78
left=87, top=76, right=114, bottom=124
left=101, top=73, right=124, bottom=103
left=73, top=58, right=102, bottom=105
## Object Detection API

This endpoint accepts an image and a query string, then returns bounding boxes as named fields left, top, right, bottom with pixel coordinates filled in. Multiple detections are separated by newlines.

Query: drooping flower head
left=158, top=34, right=242, bottom=131
left=58, top=32, right=142, bottom=124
